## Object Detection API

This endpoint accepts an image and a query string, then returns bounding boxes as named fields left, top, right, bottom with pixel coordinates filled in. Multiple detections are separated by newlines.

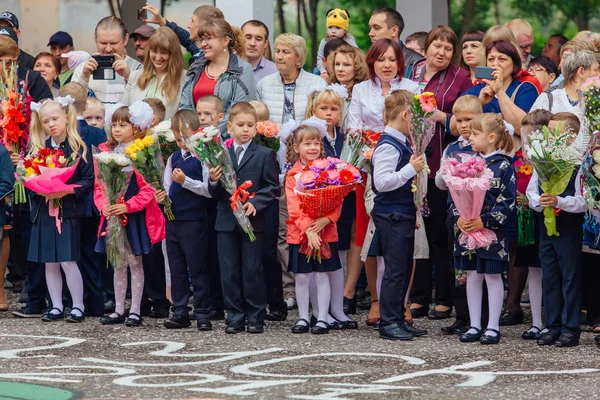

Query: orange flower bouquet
left=253, top=120, right=280, bottom=152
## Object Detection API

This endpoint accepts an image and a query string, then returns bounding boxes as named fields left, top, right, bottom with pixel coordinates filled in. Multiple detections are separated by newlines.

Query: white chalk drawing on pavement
left=0, top=334, right=599, bottom=399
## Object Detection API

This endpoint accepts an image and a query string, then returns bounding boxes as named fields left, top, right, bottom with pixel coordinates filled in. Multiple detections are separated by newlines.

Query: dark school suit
left=209, top=140, right=280, bottom=326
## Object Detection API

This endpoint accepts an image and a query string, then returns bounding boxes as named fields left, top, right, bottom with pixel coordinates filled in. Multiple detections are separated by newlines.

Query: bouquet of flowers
left=524, top=125, right=581, bottom=236
left=15, top=149, right=80, bottom=233
left=581, top=76, right=600, bottom=134
left=151, top=120, right=179, bottom=161
left=254, top=120, right=280, bottom=152
left=408, top=92, right=437, bottom=217
left=339, top=129, right=381, bottom=169
left=124, top=135, right=174, bottom=220
left=580, top=131, right=600, bottom=248
left=0, top=67, right=32, bottom=204
left=455, top=269, right=467, bottom=288
left=93, top=147, right=134, bottom=268
left=514, top=150, right=535, bottom=246
left=294, top=157, right=361, bottom=261
left=441, top=153, right=497, bottom=251
left=184, top=124, right=255, bottom=241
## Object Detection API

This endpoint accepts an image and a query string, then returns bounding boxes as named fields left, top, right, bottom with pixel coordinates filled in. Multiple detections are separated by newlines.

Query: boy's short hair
left=197, top=95, right=225, bottom=115
left=452, top=95, right=483, bottom=114
left=551, top=112, right=581, bottom=135
left=405, top=31, right=427, bottom=52
left=142, top=98, right=166, bottom=123
left=249, top=100, right=270, bottom=121
left=521, top=109, right=552, bottom=128
left=85, top=97, right=105, bottom=114
left=228, top=101, right=257, bottom=121
left=172, top=109, right=200, bottom=133
left=58, top=82, right=87, bottom=114
left=384, top=89, right=412, bottom=122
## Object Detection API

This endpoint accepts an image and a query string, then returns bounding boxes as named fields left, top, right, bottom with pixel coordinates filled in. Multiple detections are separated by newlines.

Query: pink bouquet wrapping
left=441, top=153, right=497, bottom=250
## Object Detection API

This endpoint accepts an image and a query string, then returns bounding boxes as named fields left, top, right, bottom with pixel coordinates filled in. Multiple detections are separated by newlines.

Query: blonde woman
left=122, top=27, right=186, bottom=119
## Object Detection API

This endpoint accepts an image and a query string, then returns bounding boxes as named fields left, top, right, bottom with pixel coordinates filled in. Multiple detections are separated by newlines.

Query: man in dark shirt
left=0, top=11, right=34, bottom=70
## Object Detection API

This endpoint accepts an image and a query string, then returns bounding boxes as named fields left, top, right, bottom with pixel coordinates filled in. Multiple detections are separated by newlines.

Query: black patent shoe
left=499, top=310, right=524, bottom=326
left=197, top=319, right=212, bottom=331
left=164, top=314, right=191, bottom=329
left=459, top=327, right=483, bottom=342
left=403, top=321, right=427, bottom=337
left=125, top=312, right=143, bottom=327
left=65, top=307, right=85, bottom=323
left=537, top=332, right=559, bottom=346
left=41, top=308, right=64, bottom=322
left=480, top=328, right=501, bottom=344
left=428, top=307, right=452, bottom=320
left=554, top=333, right=579, bottom=348
left=265, top=310, right=287, bottom=321
left=311, top=320, right=330, bottom=334
left=340, top=319, right=359, bottom=330
left=441, top=320, right=469, bottom=335
left=343, top=296, right=357, bottom=315
left=521, top=326, right=542, bottom=340
left=100, top=312, right=125, bottom=325
left=291, top=318, right=310, bottom=334
left=329, top=321, right=343, bottom=330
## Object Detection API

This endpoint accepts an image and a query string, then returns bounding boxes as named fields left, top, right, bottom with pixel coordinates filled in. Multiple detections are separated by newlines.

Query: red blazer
left=285, top=161, right=343, bottom=245
left=94, top=142, right=166, bottom=244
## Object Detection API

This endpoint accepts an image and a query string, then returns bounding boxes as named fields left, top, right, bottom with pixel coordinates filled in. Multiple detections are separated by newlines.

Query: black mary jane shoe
left=100, top=312, right=125, bottom=325
left=311, top=320, right=330, bottom=334
left=329, top=321, right=344, bottom=330
left=340, top=319, right=359, bottom=330
left=480, top=328, right=501, bottom=344
left=65, top=307, right=85, bottom=323
left=499, top=310, right=524, bottom=326
left=41, top=308, right=64, bottom=322
left=459, top=327, right=483, bottom=342
left=554, top=333, right=579, bottom=348
left=125, top=312, right=143, bottom=327
left=291, top=318, right=310, bottom=334
left=343, top=296, right=357, bottom=315
left=521, top=326, right=542, bottom=340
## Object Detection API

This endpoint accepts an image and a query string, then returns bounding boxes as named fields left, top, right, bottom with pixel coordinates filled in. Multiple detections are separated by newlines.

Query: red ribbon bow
left=229, top=180, right=255, bottom=211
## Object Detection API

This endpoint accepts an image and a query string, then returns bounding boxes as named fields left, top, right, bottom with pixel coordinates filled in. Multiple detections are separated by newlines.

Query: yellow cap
left=326, top=8, right=349, bottom=31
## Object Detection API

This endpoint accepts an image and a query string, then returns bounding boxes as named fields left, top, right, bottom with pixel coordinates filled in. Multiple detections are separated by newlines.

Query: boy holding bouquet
left=371, top=89, right=427, bottom=341
left=209, top=102, right=280, bottom=334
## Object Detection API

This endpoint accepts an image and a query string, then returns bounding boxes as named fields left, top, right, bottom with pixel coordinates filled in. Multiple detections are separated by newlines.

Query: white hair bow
left=30, top=96, right=75, bottom=113
left=278, top=119, right=301, bottom=144
left=306, top=83, right=349, bottom=100
left=104, top=102, right=124, bottom=128
left=128, top=100, right=155, bottom=130
left=503, top=121, right=515, bottom=136
left=302, top=116, right=329, bottom=138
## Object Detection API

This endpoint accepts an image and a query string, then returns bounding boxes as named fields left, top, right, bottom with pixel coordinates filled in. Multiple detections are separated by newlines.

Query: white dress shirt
left=372, top=126, right=417, bottom=193
left=233, top=141, right=252, bottom=164
left=525, top=168, right=585, bottom=213
left=163, top=149, right=212, bottom=198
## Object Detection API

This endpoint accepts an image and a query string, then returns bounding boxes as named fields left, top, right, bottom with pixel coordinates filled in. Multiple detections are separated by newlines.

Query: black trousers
left=373, top=210, right=415, bottom=327
left=217, top=229, right=266, bottom=326
left=141, top=243, right=169, bottom=309
left=582, top=252, right=600, bottom=326
left=78, top=216, right=104, bottom=316
left=412, top=180, right=454, bottom=307
left=262, top=200, right=286, bottom=314
left=167, top=220, right=210, bottom=319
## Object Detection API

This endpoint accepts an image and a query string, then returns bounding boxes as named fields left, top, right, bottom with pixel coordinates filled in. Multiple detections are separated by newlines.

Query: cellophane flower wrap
left=124, top=135, right=174, bottom=221
left=408, top=92, right=436, bottom=217
left=294, top=157, right=361, bottom=262
left=580, top=131, right=600, bottom=248
left=441, top=152, right=497, bottom=250
left=184, top=124, right=255, bottom=241
left=93, top=146, right=134, bottom=269
left=0, top=67, right=32, bottom=204
left=151, top=120, right=179, bottom=161
left=524, top=125, right=581, bottom=237
left=254, top=120, right=280, bottom=152
left=340, top=129, right=381, bottom=169
left=581, top=76, right=600, bottom=135
left=15, top=149, right=80, bottom=234
left=514, top=150, right=535, bottom=246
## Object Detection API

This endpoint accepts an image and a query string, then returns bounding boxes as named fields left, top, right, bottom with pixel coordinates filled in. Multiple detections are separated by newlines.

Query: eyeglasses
left=528, top=67, right=546, bottom=74
left=199, top=36, right=222, bottom=44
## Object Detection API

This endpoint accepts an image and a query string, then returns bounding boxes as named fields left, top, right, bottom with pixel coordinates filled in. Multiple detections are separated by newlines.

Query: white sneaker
left=285, top=298, right=297, bottom=310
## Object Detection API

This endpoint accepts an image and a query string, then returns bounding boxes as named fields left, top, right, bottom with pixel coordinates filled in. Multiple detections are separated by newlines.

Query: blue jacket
left=0, top=146, right=15, bottom=226
left=78, top=119, right=106, bottom=217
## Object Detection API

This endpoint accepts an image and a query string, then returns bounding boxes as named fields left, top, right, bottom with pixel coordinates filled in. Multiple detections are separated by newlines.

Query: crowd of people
left=0, top=4, right=599, bottom=347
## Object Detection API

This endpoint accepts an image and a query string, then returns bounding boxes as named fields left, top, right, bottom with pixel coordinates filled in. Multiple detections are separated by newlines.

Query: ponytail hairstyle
left=106, top=106, right=147, bottom=150
left=471, top=113, right=514, bottom=154
left=198, top=19, right=245, bottom=59
left=285, top=125, right=325, bottom=165
left=29, top=100, right=87, bottom=161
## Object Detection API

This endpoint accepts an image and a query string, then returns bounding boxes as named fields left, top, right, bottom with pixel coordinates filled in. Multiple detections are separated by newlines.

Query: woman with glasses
left=527, top=57, right=559, bottom=92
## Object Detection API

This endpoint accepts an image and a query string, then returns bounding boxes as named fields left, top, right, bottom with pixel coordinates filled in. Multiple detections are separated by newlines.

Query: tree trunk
left=574, top=6, right=590, bottom=30
left=301, top=0, right=319, bottom=69
left=494, top=0, right=501, bottom=25
left=297, top=0, right=302, bottom=36
left=277, top=0, right=286, bottom=34
left=459, top=0, right=475, bottom=39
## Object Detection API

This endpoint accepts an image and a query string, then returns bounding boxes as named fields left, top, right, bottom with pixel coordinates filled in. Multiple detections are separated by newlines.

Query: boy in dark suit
left=209, top=102, right=280, bottom=334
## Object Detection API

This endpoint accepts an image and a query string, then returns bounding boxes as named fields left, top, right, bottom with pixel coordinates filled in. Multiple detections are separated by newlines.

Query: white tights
left=466, top=271, right=503, bottom=336
left=45, top=261, right=84, bottom=316
left=112, top=256, right=144, bottom=320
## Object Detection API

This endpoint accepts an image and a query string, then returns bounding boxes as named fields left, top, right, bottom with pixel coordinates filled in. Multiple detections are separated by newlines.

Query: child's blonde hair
left=452, top=95, right=483, bottom=114
left=29, top=101, right=88, bottom=160
left=550, top=112, right=581, bottom=135
left=471, top=113, right=514, bottom=154
left=304, top=88, right=344, bottom=120
left=285, top=125, right=325, bottom=165
left=197, top=94, right=225, bottom=115
left=172, top=109, right=200, bottom=134
left=142, top=98, right=166, bottom=124
left=383, top=89, right=412, bottom=124
left=58, top=83, right=87, bottom=114
left=249, top=100, right=270, bottom=122
left=85, top=97, right=105, bottom=114
left=228, top=101, right=257, bottom=122
left=106, top=106, right=147, bottom=150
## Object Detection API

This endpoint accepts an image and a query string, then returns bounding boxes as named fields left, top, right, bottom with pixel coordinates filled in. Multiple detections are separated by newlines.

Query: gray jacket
left=179, top=54, right=256, bottom=136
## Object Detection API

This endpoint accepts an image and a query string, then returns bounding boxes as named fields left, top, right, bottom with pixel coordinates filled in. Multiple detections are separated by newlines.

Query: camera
left=92, top=55, right=115, bottom=80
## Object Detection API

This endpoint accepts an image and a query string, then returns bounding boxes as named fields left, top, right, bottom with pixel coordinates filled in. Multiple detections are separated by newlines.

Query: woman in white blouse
left=347, top=39, right=420, bottom=131
left=122, top=26, right=186, bottom=119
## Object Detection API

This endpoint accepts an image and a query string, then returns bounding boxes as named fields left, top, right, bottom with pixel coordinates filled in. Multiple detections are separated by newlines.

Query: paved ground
left=1, top=291, right=599, bottom=400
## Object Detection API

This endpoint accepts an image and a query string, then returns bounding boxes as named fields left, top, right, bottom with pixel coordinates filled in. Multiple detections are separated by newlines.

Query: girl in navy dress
left=304, top=86, right=358, bottom=329
left=28, top=98, right=93, bottom=323
left=451, top=113, right=516, bottom=345
left=96, top=103, right=166, bottom=327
